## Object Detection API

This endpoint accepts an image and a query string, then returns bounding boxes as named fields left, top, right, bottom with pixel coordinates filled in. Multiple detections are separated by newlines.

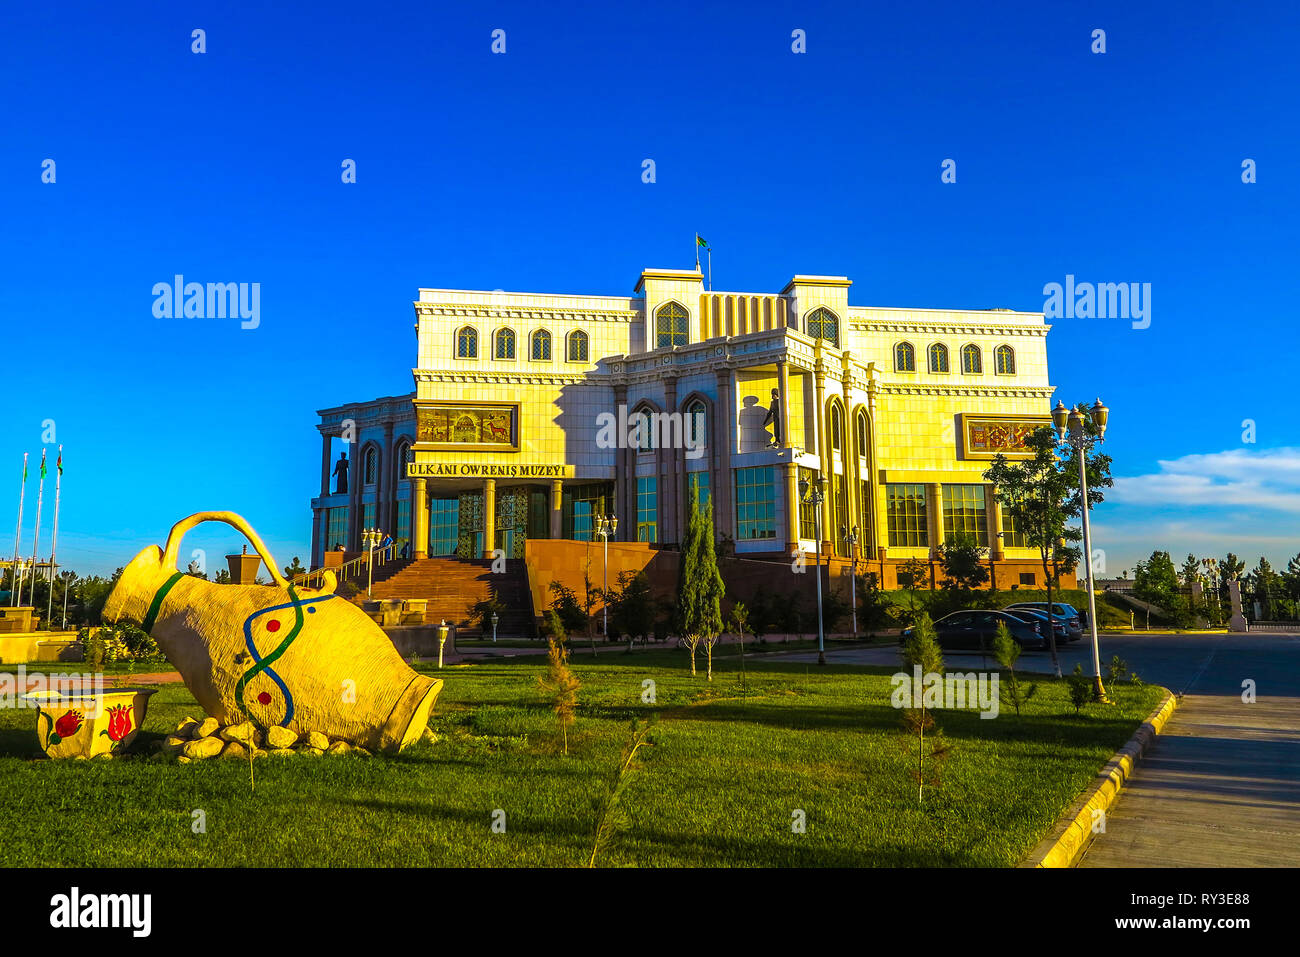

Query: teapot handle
left=161, top=511, right=293, bottom=589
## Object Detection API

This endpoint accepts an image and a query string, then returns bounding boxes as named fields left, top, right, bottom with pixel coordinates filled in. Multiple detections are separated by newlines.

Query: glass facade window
left=495, top=328, right=516, bottom=359
left=655, top=302, right=689, bottom=349
left=687, top=470, right=711, bottom=510
left=1001, top=502, right=1028, bottom=548
left=325, top=507, right=348, bottom=551
left=563, top=483, right=611, bottom=541
left=363, top=447, right=378, bottom=485
left=531, top=329, right=551, bottom=360
left=895, top=341, right=916, bottom=372
left=961, top=343, right=982, bottom=374
left=798, top=466, right=818, bottom=540
left=362, top=501, right=377, bottom=532
left=859, top=479, right=872, bottom=546
left=734, top=466, right=776, bottom=540
left=636, top=476, right=657, bottom=542
left=630, top=408, right=656, bottom=451
left=396, top=500, right=410, bottom=546
left=886, top=483, right=928, bottom=548
left=429, top=498, right=460, bottom=555
left=995, top=345, right=1015, bottom=374
left=856, top=412, right=868, bottom=457
left=806, top=308, right=839, bottom=347
left=685, top=400, right=706, bottom=449
left=831, top=404, right=843, bottom=452
left=567, top=330, right=589, bottom=362
left=456, top=326, right=478, bottom=358
left=942, top=484, right=989, bottom=546
left=833, top=473, right=848, bottom=555
left=929, top=343, right=949, bottom=373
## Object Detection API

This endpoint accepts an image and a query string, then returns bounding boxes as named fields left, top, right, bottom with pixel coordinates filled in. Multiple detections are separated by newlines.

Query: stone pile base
left=160, top=716, right=374, bottom=762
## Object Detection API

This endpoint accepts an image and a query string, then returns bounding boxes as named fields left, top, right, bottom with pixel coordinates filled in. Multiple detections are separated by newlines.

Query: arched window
left=928, top=343, right=950, bottom=373
left=856, top=410, right=868, bottom=456
left=656, top=302, right=689, bottom=349
left=393, top=441, right=411, bottom=483
left=631, top=405, right=657, bottom=451
left=567, top=329, right=589, bottom=362
left=530, top=329, right=551, bottom=361
left=961, top=343, right=982, bottom=374
left=685, top=399, right=707, bottom=449
left=831, top=403, right=844, bottom=452
left=494, top=328, right=516, bottom=360
left=995, top=344, right=1016, bottom=375
left=456, top=326, right=478, bottom=358
left=806, top=308, right=839, bottom=347
left=363, top=447, right=378, bottom=486
left=895, top=341, right=916, bottom=372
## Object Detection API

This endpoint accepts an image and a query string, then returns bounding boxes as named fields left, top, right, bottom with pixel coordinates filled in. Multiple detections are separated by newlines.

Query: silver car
left=1004, top=602, right=1083, bottom=641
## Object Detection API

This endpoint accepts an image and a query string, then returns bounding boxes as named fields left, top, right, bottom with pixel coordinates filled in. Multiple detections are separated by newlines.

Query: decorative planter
left=24, top=687, right=157, bottom=759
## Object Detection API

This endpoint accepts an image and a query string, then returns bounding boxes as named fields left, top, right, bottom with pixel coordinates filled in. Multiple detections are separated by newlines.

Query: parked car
left=1004, top=602, right=1083, bottom=641
left=901, top=609, right=1047, bottom=651
left=1003, top=607, right=1070, bottom=643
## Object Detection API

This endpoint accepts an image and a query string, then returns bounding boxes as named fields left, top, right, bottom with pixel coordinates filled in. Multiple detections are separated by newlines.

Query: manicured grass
left=0, top=652, right=1164, bottom=867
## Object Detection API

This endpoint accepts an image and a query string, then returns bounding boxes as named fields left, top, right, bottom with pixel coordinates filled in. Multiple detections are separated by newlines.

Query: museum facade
left=309, top=267, right=1057, bottom=587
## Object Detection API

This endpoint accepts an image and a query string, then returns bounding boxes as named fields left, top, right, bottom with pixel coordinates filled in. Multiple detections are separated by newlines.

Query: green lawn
left=0, top=652, right=1164, bottom=867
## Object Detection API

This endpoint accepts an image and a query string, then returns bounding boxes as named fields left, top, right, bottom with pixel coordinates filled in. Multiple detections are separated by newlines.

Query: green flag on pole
left=39, top=450, right=46, bottom=480
left=696, top=235, right=710, bottom=249
left=56, top=449, right=62, bottom=476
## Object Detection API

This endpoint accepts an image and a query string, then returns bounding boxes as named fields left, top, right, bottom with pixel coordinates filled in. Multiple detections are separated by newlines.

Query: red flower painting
left=102, top=704, right=133, bottom=745
left=54, top=710, right=83, bottom=739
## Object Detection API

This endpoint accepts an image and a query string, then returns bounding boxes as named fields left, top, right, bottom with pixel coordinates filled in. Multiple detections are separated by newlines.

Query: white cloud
left=1110, top=447, right=1300, bottom=514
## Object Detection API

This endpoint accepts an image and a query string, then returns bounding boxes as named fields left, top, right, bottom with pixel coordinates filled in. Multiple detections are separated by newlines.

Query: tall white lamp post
left=362, top=526, right=380, bottom=598
left=798, top=476, right=827, bottom=666
left=596, top=514, right=618, bottom=640
left=845, top=525, right=859, bottom=638
left=1052, top=398, right=1110, bottom=700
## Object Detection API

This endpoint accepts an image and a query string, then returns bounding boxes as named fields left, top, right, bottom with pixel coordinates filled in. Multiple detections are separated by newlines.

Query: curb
left=1021, top=690, right=1179, bottom=868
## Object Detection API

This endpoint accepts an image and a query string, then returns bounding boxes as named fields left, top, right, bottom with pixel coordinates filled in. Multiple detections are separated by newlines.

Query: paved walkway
left=1078, top=633, right=1300, bottom=867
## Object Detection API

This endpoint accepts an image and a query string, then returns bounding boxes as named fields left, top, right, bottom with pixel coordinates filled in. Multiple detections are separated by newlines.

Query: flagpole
left=11, top=453, right=26, bottom=607
left=695, top=233, right=700, bottom=271
left=707, top=247, right=712, bottom=292
left=29, top=449, right=46, bottom=619
left=47, top=445, right=62, bottom=629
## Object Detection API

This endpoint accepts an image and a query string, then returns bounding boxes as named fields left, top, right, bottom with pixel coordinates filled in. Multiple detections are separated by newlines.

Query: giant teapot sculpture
left=103, top=511, right=441, bottom=752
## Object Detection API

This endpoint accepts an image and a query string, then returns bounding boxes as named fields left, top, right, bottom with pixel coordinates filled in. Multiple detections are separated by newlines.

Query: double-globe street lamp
left=798, top=476, right=827, bottom=666
left=843, top=525, right=860, bottom=638
left=595, top=514, right=618, bottom=640
left=362, top=526, right=381, bottom=598
left=1052, top=398, right=1110, bottom=700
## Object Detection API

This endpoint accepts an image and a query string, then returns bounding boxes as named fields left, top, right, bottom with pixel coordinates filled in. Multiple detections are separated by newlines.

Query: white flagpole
left=47, top=445, right=62, bottom=629
left=707, top=246, right=712, bottom=291
left=695, top=233, right=700, bottom=270
left=29, top=449, right=46, bottom=616
left=10, top=453, right=26, bottom=607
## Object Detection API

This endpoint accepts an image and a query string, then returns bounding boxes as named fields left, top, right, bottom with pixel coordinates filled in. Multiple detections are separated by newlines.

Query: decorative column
left=926, top=482, right=944, bottom=566
left=987, top=483, right=1004, bottom=560
left=320, top=433, right=332, bottom=496
left=612, top=384, right=627, bottom=541
left=483, top=478, right=496, bottom=559
left=814, top=365, right=832, bottom=554
left=310, top=508, right=324, bottom=569
left=347, top=444, right=362, bottom=550
left=550, top=479, right=564, bottom=540
left=412, top=477, right=428, bottom=558
left=776, top=360, right=793, bottom=449
left=380, top=421, right=395, bottom=534
left=664, top=376, right=679, bottom=545
left=714, top=367, right=735, bottom=542
left=784, top=462, right=800, bottom=556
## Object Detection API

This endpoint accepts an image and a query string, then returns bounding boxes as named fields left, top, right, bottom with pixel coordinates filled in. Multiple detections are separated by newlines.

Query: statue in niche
left=761, top=389, right=782, bottom=446
left=333, top=452, right=349, bottom=494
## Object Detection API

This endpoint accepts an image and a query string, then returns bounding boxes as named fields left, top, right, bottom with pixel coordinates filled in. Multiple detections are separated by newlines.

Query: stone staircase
left=362, top=557, right=534, bottom=637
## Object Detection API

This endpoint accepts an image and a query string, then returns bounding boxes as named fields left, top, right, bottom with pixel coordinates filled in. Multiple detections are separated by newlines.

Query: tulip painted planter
left=23, top=688, right=157, bottom=759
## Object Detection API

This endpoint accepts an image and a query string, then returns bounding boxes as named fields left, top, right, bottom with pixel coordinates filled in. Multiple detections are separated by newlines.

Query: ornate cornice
left=876, top=383, right=1055, bottom=398
left=412, top=370, right=591, bottom=387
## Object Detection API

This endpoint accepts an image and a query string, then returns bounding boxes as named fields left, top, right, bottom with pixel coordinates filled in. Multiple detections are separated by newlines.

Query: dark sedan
left=902, top=609, right=1047, bottom=651
left=1004, top=602, right=1083, bottom=641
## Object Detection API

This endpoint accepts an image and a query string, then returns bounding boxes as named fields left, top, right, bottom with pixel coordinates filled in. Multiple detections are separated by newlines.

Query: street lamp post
left=490, top=611, right=499, bottom=643
left=845, top=525, right=859, bottom=638
left=362, top=526, right=380, bottom=598
left=61, top=570, right=75, bottom=631
left=596, top=514, right=618, bottom=643
left=1052, top=398, right=1110, bottom=701
left=798, top=476, right=827, bottom=666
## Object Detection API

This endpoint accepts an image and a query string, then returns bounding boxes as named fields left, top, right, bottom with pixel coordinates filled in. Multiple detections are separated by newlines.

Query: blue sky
left=2, top=0, right=1297, bottom=579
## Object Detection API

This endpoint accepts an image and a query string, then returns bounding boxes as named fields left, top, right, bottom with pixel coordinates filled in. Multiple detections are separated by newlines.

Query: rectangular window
left=833, top=474, right=848, bottom=555
left=859, top=479, right=872, bottom=549
left=1000, top=502, right=1028, bottom=548
left=362, top=501, right=377, bottom=533
left=798, top=467, right=818, bottom=540
left=563, top=483, right=610, bottom=541
left=734, top=466, right=776, bottom=540
left=396, top=500, right=410, bottom=546
left=326, top=507, right=348, bottom=551
left=886, top=483, right=928, bottom=548
left=687, top=471, right=711, bottom=510
left=429, top=498, right=459, bottom=556
left=942, top=484, right=989, bottom=546
left=636, top=476, right=657, bottom=543
left=1019, top=572, right=1036, bottom=586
